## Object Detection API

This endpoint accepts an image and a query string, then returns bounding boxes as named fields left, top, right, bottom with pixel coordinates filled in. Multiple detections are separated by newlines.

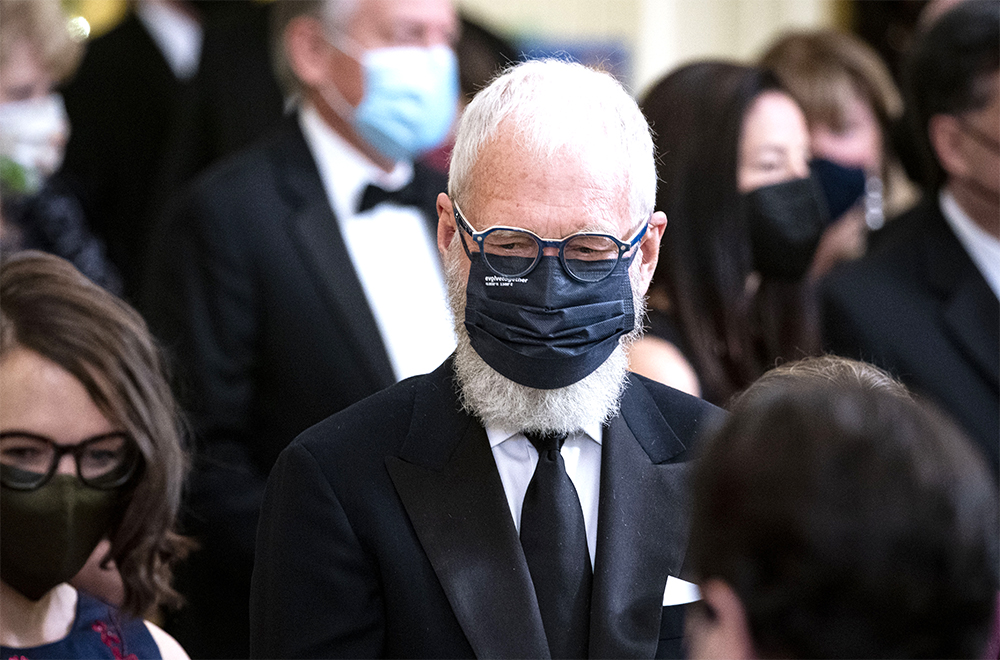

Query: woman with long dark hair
left=630, top=62, right=827, bottom=404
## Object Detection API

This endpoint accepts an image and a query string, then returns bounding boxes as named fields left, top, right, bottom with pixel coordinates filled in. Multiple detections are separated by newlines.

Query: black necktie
left=520, top=431, right=592, bottom=659
left=357, top=180, right=422, bottom=214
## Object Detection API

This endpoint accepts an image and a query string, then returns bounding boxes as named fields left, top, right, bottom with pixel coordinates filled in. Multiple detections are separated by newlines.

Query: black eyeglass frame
left=0, top=431, right=142, bottom=491
left=452, top=200, right=649, bottom=283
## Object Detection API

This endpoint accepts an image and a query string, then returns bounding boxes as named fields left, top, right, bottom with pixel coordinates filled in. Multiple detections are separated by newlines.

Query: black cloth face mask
left=1, top=474, right=120, bottom=600
left=810, top=157, right=867, bottom=221
left=464, top=253, right=636, bottom=390
left=743, top=176, right=829, bottom=280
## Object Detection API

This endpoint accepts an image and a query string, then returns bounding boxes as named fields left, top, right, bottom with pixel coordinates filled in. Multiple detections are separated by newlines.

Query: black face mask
left=743, top=177, right=829, bottom=280
left=0, top=474, right=120, bottom=600
left=810, top=157, right=866, bottom=221
left=464, top=254, right=636, bottom=390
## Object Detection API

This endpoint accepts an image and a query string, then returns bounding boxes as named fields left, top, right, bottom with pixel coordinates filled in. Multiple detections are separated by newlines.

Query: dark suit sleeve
left=251, top=441, right=384, bottom=658
left=145, top=182, right=265, bottom=573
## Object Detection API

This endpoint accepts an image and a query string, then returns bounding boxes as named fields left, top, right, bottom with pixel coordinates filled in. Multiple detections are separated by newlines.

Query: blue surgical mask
left=321, top=43, right=458, bottom=162
left=464, top=254, right=637, bottom=390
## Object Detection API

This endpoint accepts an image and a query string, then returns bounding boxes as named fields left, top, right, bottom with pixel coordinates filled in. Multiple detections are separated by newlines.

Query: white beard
left=445, top=242, right=646, bottom=435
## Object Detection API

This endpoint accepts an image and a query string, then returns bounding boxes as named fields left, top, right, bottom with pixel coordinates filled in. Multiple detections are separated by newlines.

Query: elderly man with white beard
left=250, top=59, right=723, bottom=660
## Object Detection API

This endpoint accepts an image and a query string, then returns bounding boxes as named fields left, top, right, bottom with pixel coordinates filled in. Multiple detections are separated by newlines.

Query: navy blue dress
left=1, top=591, right=161, bottom=660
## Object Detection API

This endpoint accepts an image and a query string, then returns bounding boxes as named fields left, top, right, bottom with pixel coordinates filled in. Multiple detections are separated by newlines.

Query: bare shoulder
left=628, top=336, right=701, bottom=398
left=144, top=621, right=190, bottom=660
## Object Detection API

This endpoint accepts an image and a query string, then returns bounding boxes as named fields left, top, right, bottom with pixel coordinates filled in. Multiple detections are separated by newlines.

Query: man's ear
left=928, top=114, right=970, bottom=180
left=437, top=193, right=457, bottom=258
left=688, top=579, right=755, bottom=660
left=634, top=211, right=666, bottom=294
left=284, top=15, right=332, bottom=89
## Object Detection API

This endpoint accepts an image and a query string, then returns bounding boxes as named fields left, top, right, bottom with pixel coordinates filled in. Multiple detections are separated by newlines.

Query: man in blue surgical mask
left=251, top=59, right=724, bottom=659
left=144, top=1, right=460, bottom=657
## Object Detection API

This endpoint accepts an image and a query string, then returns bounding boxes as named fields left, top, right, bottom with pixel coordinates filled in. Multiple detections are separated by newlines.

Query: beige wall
left=458, top=0, right=837, bottom=95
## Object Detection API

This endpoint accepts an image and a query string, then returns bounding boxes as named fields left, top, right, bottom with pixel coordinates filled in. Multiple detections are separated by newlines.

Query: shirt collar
left=485, top=422, right=604, bottom=449
left=939, top=189, right=1000, bottom=300
left=298, top=103, right=413, bottom=221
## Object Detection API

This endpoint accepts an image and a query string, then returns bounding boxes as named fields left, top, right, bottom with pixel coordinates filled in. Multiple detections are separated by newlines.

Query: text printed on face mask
left=484, top=275, right=528, bottom=287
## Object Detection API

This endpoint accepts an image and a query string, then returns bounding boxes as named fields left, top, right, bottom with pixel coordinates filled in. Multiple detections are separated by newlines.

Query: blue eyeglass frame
left=451, top=200, right=649, bottom=283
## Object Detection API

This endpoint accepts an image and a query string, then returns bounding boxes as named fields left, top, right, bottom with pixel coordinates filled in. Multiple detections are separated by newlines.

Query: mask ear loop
left=313, top=28, right=367, bottom=125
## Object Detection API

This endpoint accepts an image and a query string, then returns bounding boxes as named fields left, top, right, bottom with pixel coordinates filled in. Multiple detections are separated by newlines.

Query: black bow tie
left=357, top=179, right=423, bottom=214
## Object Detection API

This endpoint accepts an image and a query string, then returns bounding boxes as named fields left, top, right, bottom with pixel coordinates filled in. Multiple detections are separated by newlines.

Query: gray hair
left=269, top=0, right=360, bottom=98
left=448, top=59, right=656, bottom=229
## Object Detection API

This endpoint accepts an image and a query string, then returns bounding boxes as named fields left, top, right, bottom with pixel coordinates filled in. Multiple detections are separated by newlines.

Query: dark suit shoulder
left=626, top=372, right=725, bottom=453
left=293, top=367, right=435, bottom=458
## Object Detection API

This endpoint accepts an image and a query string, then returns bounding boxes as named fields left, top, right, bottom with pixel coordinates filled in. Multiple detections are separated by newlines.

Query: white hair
left=448, top=58, right=656, bottom=229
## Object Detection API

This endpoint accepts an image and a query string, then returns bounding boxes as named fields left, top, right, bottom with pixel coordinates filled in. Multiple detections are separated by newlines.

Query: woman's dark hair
left=689, top=367, right=999, bottom=658
left=639, top=61, right=819, bottom=404
left=0, top=251, right=192, bottom=617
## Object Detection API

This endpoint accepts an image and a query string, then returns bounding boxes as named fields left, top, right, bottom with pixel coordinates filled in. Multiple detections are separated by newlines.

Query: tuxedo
left=251, top=358, right=723, bottom=659
left=821, top=196, right=999, bottom=472
left=60, top=13, right=184, bottom=303
left=144, top=117, right=446, bottom=658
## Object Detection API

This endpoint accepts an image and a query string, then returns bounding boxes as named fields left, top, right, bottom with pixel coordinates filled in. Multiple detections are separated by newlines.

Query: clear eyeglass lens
left=0, top=433, right=137, bottom=489
left=79, top=435, right=130, bottom=482
left=478, top=229, right=623, bottom=281
left=0, top=435, right=52, bottom=477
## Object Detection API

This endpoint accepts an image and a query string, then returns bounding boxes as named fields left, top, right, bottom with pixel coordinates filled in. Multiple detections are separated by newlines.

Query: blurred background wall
left=61, top=0, right=928, bottom=96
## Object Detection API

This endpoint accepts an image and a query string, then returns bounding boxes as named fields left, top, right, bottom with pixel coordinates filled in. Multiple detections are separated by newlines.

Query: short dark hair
left=688, top=368, right=999, bottom=658
left=0, top=251, right=192, bottom=617
left=903, top=0, right=1000, bottom=189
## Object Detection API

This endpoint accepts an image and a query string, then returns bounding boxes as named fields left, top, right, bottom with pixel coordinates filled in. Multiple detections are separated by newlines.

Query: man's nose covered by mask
left=318, top=33, right=459, bottom=162
left=464, top=253, right=638, bottom=390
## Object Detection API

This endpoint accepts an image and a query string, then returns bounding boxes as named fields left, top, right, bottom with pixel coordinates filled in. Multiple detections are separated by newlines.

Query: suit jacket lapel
left=274, top=119, right=396, bottom=389
left=923, top=204, right=1000, bottom=388
left=386, top=362, right=549, bottom=659
left=589, top=378, right=693, bottom=659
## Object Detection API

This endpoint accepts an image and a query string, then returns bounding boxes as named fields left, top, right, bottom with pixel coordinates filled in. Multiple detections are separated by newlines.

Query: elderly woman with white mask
left=0, top=0, right=120, bottom=293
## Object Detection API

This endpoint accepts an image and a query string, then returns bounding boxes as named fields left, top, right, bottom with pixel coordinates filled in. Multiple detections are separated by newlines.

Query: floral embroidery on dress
left=8, top=655, right=29, bottom=660
left=92, top=621, right=138, bottom=660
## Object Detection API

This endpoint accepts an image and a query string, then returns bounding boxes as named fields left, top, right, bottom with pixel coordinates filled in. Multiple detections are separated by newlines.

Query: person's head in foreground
left=686, top=356, right=999, bottom=659
left=0, top=251, right=189, bottom=620
left=436, top=57, right=665, bottom=434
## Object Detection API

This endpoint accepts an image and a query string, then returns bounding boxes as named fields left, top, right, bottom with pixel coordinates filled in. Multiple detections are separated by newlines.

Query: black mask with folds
left=464, top=254, right=636, bottom=390
left=743, top=177, right=829, bottom=280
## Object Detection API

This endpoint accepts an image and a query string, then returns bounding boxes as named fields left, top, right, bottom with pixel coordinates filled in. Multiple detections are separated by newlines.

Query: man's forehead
left=463, top=135, right=631, bottom=234
left=349, top=0, right=457, bottom=38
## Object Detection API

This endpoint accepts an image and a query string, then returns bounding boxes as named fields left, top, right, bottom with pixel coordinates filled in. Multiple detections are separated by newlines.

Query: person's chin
left=451, top=331, right=631, bottom=433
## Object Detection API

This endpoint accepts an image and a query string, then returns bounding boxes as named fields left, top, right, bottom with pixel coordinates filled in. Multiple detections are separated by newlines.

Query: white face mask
left=0, top=93, right=69, bottom=194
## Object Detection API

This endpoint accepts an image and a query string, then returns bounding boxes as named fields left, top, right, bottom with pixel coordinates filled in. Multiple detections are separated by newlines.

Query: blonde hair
left=0, top=0, right=82, bottom=85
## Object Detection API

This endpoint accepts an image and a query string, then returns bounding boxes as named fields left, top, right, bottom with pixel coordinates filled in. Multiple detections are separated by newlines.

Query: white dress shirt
left=940, top=189, right=1000, bottom=301
left=136, top=1, right=203, bottom=81
left=486, top=423, right=604, bottom=567
left=486, top=423, right=701, bottom=605
left=299, top=104, right=456, bottom=381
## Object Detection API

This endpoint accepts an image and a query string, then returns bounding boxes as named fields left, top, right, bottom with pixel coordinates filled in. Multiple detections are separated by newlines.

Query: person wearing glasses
left=0, top=251, right=190, bottom=659
left=251, top=59, right=723, bottom=659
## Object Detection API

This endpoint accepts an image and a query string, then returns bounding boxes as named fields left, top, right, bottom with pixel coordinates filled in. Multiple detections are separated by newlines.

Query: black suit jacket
left=251, top=359, right=723, bottom=659
left=822, top=196, right=999, bottom=472
left=60, top=13, right=183, bottom=303
left=144, top=116, right=446, bottom=658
